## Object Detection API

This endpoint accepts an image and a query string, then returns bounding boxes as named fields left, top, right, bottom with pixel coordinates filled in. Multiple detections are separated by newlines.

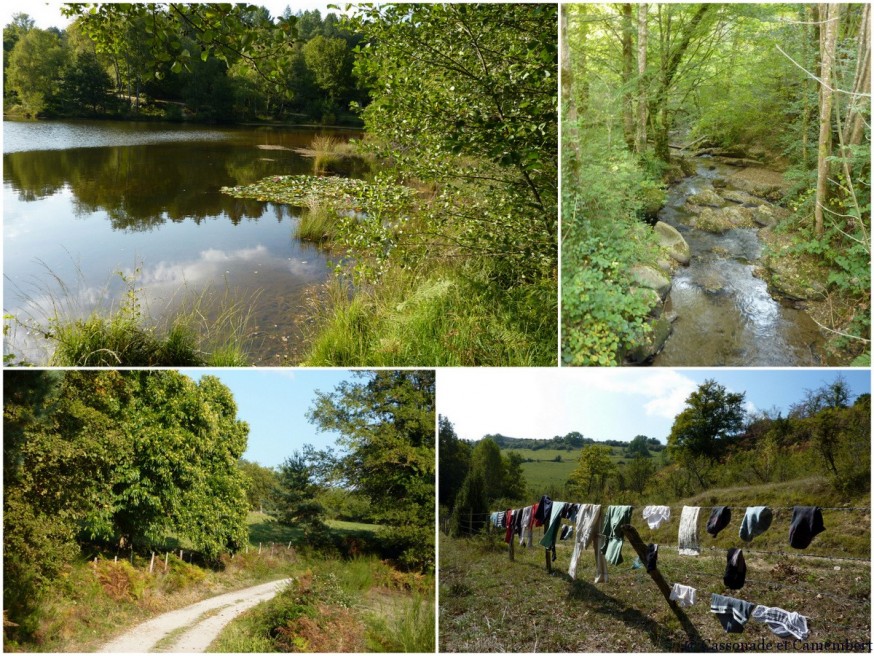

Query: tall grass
left=302, top=262, right=557, bottom=366
left=365, top=593, right=436, bottom=653
left=294, top=199, right=339, bottom=244
left=7, top=266, right=253, bottom=366
left=311, top=134, right=343, bottom=174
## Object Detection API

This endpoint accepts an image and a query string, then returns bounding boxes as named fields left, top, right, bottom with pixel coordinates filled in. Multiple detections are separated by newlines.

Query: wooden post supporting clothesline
left=620, top=524, right=704, bottom=646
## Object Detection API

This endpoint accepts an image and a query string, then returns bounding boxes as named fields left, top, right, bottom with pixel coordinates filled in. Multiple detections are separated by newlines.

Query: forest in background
left=3, top=7, right=366, bottom=124
left=562, top=3, right=870, bottom=366
left=440, top=377, right=870, bottom=531
left=3, top=370, right=435, bottom=650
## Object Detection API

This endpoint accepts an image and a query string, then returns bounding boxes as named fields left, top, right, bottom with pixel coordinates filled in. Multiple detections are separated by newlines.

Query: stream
left=652, top=158, right=826, bottom=366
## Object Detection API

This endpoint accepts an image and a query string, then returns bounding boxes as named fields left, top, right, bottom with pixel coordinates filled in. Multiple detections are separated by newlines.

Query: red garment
left=531, top=502, right=542, bottom=527
left=504, top=510, right=514, bottom=543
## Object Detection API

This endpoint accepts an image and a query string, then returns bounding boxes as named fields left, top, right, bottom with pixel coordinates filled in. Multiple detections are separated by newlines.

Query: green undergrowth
left=562, top=128, right=665, bottom=366
left=301, top=263, right=556, bottom=366
left=207, top=556, right=435, bottom=653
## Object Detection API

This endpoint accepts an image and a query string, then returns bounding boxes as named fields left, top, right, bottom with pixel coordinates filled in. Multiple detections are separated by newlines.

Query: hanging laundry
left=504, top=510, right=515, bottom=544
left=519, top=505, right=533, bottom=546
left=514, top=509, right=524, bottom=537
left=631, top=556, right=643, bottom=570
left=600, top=505, right=633, bottom=565
left=491, top=511, right=502, bottom=528
left=723, top=548, right=746, bottom=590
left=669, top=583, right=697, bottom=607
left=526, top=503, right=537, bottom=546
left=568, top=504, right=608, bottom=583
left=559, top=524, right=572, bottom=541
left=706, top=506, right=732, bottom=537
left=646, top=543, right=658, bottom=572
left=642, top=505, right=671, bottom=530
left=752, top=605, right=810, bottom=641
left=678, top=506, right=701, bottom=556
left=710, top=593, right=754, bottom=634
left=789, top=506, right=825, bottom=549
left=739, top=506, right=773, bottom=542
left=539, top=501, right=567, bottom=551
left=533, top=495, right=552, bottom=528
left=530, top=501, right=541, bottom=528
left=565, top=503, right=580, bottom=523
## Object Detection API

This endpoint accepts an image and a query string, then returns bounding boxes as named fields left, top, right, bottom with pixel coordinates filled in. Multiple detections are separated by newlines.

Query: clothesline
left=655, top=542, right=871, bottom=565
left=476, top=505, right=870, bottom=516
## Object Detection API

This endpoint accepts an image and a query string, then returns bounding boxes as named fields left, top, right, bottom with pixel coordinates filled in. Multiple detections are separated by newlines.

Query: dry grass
left=440, top=512, right=870, bottom=652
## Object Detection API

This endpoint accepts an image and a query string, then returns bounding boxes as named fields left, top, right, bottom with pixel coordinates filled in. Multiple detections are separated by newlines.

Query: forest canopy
left=562, top=3, right=870, bottom=366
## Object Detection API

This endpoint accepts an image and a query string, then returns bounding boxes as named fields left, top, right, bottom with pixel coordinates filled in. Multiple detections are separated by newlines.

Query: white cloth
left=669, top=583, right=697, bottom=607
left=752, top=605, right=810, bottom=640
left=519, top=505, right=533, bottom=546
left=671, top=583, right=698, bottom=608
left=678, top=506, right=701, bottom=556
left=642, top=505, right=671, bottom=530
left=568, top=503, right=608, bottom=583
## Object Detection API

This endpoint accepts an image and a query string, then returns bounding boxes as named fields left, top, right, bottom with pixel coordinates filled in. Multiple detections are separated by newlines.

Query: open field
left=440, top=479, right=871, bottom=652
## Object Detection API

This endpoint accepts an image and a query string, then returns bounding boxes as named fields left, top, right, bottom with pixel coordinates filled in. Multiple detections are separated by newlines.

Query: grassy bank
left=440, top=480, right=870, bottom=653
left=208, top=556, right=435, bottom=653
left=302, top=263, right=556, bottom=366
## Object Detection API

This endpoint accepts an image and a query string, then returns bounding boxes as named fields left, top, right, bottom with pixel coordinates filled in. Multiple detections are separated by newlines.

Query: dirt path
left=98, top=578, right=291, bottom=653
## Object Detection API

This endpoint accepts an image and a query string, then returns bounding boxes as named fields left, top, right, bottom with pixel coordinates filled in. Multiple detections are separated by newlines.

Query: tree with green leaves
left=6, top=27, right=69, bottom=116
left=438, top=415, right=471, bottom=512
left=349, top=3, right=557, bottom=287
left=272, top=451, right=330, bottom=545
left=624, top=434, right=652, bottom=458
left=667, top=380, right=746, bottom=488
left=307, top=371, right=435, bottom=571
left=238, top=459, right=279, bottom=512
left=568, top=444, right=617, bottom=499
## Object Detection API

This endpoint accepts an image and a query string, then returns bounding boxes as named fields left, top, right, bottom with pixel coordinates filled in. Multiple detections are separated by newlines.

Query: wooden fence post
left=164, top=552, right=169, bottom=573
left=544, top=548, right=552, bottom=574
left=259, top=542, right=262, bottom=555
left=509, top=533, right=515, bottom=562
left=149, top=552, right=155, bottom=574
left=620, top=524, right=704, bottom=647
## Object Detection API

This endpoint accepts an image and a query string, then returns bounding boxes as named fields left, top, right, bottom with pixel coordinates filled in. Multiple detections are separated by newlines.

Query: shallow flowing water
left=652, top=159, right=826, bottom=366
left=3, top=119, right=362, bottom=365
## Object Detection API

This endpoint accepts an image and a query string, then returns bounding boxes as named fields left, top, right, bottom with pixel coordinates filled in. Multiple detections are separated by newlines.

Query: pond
left=3, top=119, right=361, bottom=365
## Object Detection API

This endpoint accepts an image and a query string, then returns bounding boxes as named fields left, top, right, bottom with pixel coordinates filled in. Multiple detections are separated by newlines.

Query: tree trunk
left=815, top=3, right=839, bottom=238
left=651, top=4, right=712, bottom=163
left=635, top=3, right=648, bottom=155
left=621, top=4, right=635, bottom=150
left=842, top=3, right=870, bottom=147
left=561, top=6, right=582, bottom=186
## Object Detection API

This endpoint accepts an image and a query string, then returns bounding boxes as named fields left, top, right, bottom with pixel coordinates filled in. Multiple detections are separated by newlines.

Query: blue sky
left=181, top=369, right=357, bottom=469
left=438, top=368, right=871, bottom=445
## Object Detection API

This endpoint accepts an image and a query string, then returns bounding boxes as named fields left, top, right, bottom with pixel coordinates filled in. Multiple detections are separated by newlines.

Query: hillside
left=440, top=478, right=870, bottom=652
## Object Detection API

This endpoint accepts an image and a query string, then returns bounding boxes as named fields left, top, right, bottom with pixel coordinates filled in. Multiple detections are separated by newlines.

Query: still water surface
left=4, top=119, right=358, bottom=365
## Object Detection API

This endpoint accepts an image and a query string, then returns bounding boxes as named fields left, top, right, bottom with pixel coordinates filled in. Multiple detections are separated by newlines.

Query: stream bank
left=626, top=155, right=829, bottom=366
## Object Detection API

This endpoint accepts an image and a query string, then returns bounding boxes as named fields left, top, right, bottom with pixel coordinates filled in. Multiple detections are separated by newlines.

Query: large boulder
left=653, top=221, right=691, bottom=265
left=692, top=206, right=755, bottom=232
left=625, top=317, right=672, bottom=364
left=630, top=264, right=672, bottom=300
left=752, top=203, right=790, bottom=227
left=721, top=189, right=763, bottom=206
left=686, top=189, right=723, bottom=208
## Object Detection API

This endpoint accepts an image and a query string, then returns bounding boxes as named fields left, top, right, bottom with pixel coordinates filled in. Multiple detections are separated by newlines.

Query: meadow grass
left=440, top=477, right=870, bottom=653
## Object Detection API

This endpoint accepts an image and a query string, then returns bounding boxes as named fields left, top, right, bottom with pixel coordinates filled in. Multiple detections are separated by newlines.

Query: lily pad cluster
left=220, top=175, right=413, bottom=212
